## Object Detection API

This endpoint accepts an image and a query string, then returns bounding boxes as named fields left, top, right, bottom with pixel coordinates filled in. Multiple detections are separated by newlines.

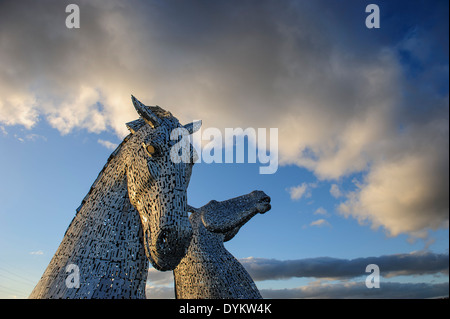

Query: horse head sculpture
left=29, top=96, right=201, bottom=298
left=123, top=95, right=200, bottom=271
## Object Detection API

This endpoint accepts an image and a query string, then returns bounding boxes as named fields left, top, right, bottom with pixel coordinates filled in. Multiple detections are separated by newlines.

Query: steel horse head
left=123, top=95, right=201, bottom=271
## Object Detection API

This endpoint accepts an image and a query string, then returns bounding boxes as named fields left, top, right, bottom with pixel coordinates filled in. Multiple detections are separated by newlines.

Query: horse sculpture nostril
left=156, top=227, right=188, bottom=254
left=262, top=196, right=271, bottom=203
left=157, top=230, right=169, bottom=251
left=150, top=226, right=193, bottom=271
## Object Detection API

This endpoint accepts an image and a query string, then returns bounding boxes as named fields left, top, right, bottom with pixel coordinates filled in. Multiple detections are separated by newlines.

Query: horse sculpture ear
left=183, top=120, right=202, bottom=134
left=126, top=118, right=146, bottom=134
left=131, top=95, right=162, bottom=128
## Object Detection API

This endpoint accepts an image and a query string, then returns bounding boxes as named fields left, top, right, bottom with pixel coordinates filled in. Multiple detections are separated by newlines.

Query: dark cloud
left=145, top=280, right=449, bottom=299
left=144, top=251, right=449, bottom=298
left=260, top=281, right=449, bottom=299
left=241, top=251, right=449, bottom=281
left=144, top=280, right=449, bottom=299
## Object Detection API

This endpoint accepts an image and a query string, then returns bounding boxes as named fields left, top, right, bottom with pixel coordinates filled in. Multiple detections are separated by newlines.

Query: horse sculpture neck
left=29, top=136, right=149, bottom=299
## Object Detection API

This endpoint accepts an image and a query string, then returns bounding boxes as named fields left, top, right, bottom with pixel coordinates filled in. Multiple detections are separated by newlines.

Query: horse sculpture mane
left=29, top=96, right=201, bottom=299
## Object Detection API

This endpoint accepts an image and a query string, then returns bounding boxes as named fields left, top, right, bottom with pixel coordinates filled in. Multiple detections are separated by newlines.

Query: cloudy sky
left=0, top=0, right=448, bottom=299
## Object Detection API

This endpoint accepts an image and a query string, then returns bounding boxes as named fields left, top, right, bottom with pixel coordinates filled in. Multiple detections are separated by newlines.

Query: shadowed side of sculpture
left=29, top=96, right=201, bottom=299
left=174, top=190, right=271, bottom=299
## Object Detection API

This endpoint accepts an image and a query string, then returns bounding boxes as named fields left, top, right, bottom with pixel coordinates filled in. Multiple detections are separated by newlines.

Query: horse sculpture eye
left=144, top=144, right=161, bottom=157
left=147, top=145, right=155, bottom=155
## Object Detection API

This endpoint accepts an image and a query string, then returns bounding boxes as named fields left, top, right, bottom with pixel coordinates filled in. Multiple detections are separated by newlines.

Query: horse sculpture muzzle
left=146, top=219, right=193, bottom=271
left=151, top=224, right=193, bottom=271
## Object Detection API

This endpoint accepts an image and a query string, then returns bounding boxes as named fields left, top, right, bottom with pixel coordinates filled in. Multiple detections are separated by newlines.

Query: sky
left=0, top=0, right=448, bottom=299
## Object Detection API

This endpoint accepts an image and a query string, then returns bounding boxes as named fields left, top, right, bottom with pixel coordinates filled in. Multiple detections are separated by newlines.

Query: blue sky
left=0, top=0, right=448, bottom=298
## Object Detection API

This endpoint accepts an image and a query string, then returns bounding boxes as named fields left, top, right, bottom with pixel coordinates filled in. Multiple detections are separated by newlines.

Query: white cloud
left=97, top=139, right=118, bottom=150
left=338, top=113, right=449, bottom=237
left=14, top=133, right=47, bottom=143
left=29, top=250, right=44, bottom=255
left=310, top=219, right=331, bottom=228
left=14, top=135, right=24, bottom=143
left=314, top=207, right=328, bottom=216
left=287, top=182, right=318, bottom=201
left=0, top=94, right=39, bottom=130
left=24, top=134, right=47, bottom=142
left=287, top=183, right=309, bottom=201
left=330, top=184, right=342, bottom=199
